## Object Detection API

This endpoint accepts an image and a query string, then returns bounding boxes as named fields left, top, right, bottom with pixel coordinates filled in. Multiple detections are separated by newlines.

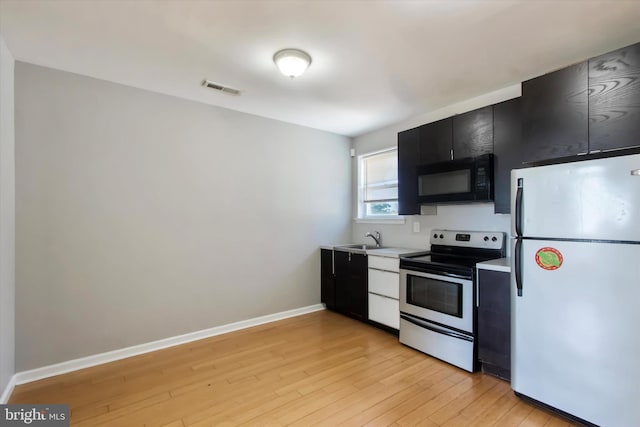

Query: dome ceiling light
left=273, top=48, right=312, bottom=78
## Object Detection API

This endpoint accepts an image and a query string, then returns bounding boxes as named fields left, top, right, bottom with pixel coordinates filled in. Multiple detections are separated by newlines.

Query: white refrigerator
left=510, top=153, right=640, bottom=427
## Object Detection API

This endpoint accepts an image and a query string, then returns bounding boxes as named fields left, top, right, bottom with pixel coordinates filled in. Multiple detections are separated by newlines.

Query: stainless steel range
left=399, top=229, right=506, bottom=372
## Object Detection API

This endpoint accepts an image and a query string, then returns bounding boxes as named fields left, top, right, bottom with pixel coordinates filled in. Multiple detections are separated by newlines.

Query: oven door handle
left=399, top=268, right=471, bottom=281
left=400, top=314, right=473, bottom=342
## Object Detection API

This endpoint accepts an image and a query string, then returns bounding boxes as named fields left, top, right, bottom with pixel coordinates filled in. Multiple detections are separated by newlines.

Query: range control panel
left=430, top=229, right=505, bottom=250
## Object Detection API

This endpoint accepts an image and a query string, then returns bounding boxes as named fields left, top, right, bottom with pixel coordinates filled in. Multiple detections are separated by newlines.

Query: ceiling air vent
left=201, top=80, right=241, bottom=96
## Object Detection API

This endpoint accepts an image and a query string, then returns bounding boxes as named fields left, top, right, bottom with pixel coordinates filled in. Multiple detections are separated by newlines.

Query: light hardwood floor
left=10, top=310, right=576, bottom=426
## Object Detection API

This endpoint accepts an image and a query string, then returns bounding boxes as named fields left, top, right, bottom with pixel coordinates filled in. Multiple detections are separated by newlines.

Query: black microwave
left=416, top=154, right=494, bottom=204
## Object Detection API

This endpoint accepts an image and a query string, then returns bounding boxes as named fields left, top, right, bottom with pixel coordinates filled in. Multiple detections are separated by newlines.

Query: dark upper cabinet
left=398, top=42, right=640, bottom=214
left=418, top=118, right=452, bottom=164
left=493, top=97, right=522, bottom=214
left=589, top=42, right=640, bottom=153
left=453, top=106, right=494, bottom=159
left=320, top=249, right=335, bottom=310
left=397, top=127, right=421, bottom=215
left=418, top=109, right=493, bottom=163
left=398, top=108, right=496, bottom=213
left=521, top=42, right=640, bottom=165
left=398, top=118, right=452, bottom=215
left=522, top=61, right=589, bottom=163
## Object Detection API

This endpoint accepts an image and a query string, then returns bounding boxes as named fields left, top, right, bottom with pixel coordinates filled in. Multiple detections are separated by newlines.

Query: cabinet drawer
left=368, top=293, right=400, bottom=330
left=368, top=269, right=399, bottom=299
left=368, top=255, right=399, bottom=272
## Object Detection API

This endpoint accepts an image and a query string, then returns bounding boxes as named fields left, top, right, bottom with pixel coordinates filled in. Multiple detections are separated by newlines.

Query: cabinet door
left=334, top=251, right=350, bottom=314
left=453, top=106, right=493, bottom=159
left=418, top=118, right=452, bottom=164
left=589, top=42, right=640, bottom=152
left=477, top=269, right=511, bottom=380
left=493, top=97, right=522, bottom=214
left=397, top=127, right=420, bottom=215
left=320, top=249, right=335, bottom=310
left=348, top=253, right=368, bottom=320
left=522, top=61, right=588, bottom=163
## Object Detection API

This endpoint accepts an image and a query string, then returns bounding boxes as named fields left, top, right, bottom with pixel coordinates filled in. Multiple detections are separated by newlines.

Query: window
left=358, top=148, right=399, bottom=218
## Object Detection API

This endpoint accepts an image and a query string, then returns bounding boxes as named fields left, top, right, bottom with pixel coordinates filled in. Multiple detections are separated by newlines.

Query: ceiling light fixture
left=273, top=48, right=312, bottom=78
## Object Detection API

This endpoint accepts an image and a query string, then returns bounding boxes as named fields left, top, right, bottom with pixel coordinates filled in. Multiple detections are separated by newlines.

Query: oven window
left=407, top=275, right=463, bottom=318
left=418, top=169, right=471, bottom=196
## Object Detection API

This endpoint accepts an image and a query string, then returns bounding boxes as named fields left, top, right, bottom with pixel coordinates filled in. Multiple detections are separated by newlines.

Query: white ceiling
left=2, top=0, right=640, bottom=137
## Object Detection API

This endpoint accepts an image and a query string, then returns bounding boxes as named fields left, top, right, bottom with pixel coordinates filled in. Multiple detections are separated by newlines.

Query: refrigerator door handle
left=515, top=178, right=523, bottom=237
left=515, top=238, right=523, bottom=297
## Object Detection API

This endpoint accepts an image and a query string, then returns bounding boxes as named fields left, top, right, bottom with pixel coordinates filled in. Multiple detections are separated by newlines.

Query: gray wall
left=350, top=85, right=520, bottom=250
left=0, top=36, right=16, bottom=395
left=15, top=63, right=351, bottom=371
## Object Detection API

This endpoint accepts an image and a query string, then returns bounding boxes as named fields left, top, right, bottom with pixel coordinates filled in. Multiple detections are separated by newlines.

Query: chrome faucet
left=365, top=231, right=382, bottom=247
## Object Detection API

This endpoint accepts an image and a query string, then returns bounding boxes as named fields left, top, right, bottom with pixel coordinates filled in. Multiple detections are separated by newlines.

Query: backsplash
left=352, top=203, right=511, bottom=254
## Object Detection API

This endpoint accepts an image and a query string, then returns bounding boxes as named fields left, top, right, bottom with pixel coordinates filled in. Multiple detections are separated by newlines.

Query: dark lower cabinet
left=320, top=249, right=335, bottom=310
left=334, top=250, right=368, bottom=320
left=333, top=251, right=349, bottom=314
left=477, top=269, right=511, bottom=381
left=522, top=61, right=588, bottom=163
left=589, top=42, right=640, bottom=153
left=493, top=97, right=522, bottom=214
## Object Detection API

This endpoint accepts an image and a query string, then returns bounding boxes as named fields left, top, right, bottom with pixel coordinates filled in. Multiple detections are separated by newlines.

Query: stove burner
left=400, top=229, right=506, bottom=278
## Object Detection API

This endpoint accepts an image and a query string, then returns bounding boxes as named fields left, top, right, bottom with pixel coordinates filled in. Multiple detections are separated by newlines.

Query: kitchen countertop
left=366, top=247, right=429, bottom=258
left=320, top=244, right=428, bottom=258
left=320, top=244, right=347, bottom=250
left=476, top=257, right=511, bottom=273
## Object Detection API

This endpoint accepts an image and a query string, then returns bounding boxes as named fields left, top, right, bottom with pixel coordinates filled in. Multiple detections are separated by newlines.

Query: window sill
left=354, top=216, right=406, bottom=225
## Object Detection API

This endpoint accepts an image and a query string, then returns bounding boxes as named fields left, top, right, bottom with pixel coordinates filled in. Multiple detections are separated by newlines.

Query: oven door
left=400, top=268, right=473, bottom=333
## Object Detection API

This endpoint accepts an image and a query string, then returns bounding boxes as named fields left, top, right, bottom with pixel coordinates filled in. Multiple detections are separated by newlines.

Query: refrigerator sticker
left=535, top=247, right=563, bottom=270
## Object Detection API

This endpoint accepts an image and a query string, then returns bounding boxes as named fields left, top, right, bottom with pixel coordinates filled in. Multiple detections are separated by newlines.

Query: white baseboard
left=0, top=374, right=16, bottom=404
left=14, top=304, right=325, bottom=386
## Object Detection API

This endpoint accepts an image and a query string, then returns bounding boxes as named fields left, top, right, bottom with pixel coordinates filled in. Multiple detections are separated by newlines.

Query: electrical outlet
left=413, top=222, right=420, bottom=233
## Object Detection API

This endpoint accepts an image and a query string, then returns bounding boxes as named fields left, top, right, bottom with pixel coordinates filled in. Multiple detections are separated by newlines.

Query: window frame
left=355, top=147, right=405, bottom=224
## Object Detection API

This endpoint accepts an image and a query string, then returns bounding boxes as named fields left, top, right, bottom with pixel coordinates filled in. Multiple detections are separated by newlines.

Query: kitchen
left=324, top=36, right=640, bottom=425
left=2, top=1, right=640, bottom=426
